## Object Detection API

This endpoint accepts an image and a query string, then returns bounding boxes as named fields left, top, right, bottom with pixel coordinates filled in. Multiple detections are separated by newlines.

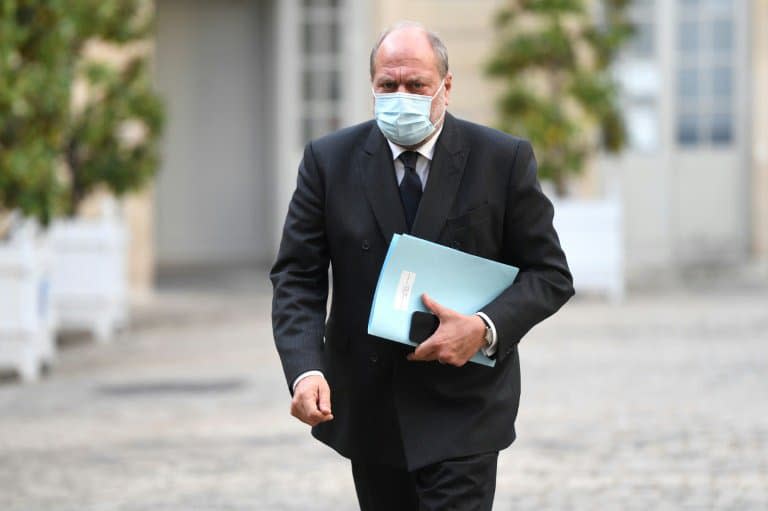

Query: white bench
left=0, top=222, right=56, bottom=382
left=552, top=198, right=625, bottom=302
left=50, top=217, right=128, bottom=343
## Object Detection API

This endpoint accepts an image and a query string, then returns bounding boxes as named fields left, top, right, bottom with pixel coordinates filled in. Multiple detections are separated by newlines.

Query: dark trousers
left=351, top=452, right=498, bottom=511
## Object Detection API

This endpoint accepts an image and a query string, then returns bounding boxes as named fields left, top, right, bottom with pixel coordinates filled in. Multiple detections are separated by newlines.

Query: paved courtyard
left=1, top=268, right=767, bottom=510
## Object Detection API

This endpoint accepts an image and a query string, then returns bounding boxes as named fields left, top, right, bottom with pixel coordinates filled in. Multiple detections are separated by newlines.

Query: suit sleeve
left=270, top=142, right=329, bottom=393
left=479, top=140, right=575, bottom=362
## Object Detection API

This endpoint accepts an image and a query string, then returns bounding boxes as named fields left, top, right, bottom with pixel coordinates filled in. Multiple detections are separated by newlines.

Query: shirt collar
left=386, top=123, right=445, bottom=162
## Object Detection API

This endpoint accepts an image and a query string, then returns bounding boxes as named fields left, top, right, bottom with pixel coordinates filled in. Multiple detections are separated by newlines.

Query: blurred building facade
left=125, top=0, right=768, bottom=294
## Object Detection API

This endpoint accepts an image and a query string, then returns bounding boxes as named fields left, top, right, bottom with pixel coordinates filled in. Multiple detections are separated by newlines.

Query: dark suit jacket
left=270, top=113, right=574, bottom=470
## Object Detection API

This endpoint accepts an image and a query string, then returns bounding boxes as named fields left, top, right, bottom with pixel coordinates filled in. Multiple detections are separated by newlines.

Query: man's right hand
left=291, top=375, right=334, bottom=426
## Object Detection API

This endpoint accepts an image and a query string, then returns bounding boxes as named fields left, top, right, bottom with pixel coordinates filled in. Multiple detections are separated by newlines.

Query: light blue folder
left=367, top=234, right=519, bottom=367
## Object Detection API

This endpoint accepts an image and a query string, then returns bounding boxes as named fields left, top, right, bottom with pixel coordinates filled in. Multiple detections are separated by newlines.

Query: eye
left=379, top=81, right=396, bottom=91
left=407, top=81, right=426, bottom=93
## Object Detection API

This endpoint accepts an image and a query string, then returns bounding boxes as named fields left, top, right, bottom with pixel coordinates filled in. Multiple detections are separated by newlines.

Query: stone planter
left=0, top=220, right=56, bottom=382
left=50, top=217, right=128, bottom=342
left=552, top=198, right=625, bottom=301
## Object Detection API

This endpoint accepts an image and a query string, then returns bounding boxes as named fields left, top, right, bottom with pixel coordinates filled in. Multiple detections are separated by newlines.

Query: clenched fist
left=291, top=374, right=334, bottom=426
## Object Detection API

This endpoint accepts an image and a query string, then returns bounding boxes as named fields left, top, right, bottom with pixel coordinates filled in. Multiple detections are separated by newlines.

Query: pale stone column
left=343, top=0, right=374, bottom=126
left=124, top=189, right=155, bottom=300
left=753, top=0, right=768, bottom=263
left=271, top=0, right=302, bottom=255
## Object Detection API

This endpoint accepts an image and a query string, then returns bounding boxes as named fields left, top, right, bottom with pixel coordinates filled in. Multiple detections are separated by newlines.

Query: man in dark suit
left=271, top=21, right=574, bottom=511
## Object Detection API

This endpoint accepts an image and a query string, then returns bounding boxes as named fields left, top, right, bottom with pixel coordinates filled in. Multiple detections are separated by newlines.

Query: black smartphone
left=409, top=311, right=440, bottom=343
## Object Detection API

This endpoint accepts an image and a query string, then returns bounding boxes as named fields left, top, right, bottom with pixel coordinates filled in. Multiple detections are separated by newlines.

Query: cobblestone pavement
left=1, top=270, right=767, bottom=510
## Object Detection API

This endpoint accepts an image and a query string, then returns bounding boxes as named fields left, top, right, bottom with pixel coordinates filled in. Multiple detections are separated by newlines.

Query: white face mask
left=372, top=80, right=445, bottom=146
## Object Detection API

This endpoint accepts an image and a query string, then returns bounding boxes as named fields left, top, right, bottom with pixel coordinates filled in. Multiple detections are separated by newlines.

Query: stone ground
left=1, top=267, right=767, bottom=510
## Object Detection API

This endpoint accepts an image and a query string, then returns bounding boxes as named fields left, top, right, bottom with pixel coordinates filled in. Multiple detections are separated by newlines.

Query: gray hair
left=369, top=21, right=449, bottom=79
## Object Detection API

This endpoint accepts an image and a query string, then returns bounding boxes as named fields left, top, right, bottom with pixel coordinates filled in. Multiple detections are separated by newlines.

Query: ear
left=443, top=72, right=453, bottom=106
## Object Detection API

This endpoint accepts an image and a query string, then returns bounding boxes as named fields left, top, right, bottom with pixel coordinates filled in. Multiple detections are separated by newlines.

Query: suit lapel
left=411, top=114, right=469, bottom=242
left=359, top=114, right=469, bottom=245
left=360, top=124, right=407, bottom=243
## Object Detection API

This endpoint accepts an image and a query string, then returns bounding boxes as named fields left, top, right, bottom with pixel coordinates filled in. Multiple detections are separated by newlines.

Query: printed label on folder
left=394, top=270, right=416, bottom=311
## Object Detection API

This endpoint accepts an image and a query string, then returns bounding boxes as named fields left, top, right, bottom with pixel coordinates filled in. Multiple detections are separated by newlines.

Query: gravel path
left=1, top=274, right=766, bottom=510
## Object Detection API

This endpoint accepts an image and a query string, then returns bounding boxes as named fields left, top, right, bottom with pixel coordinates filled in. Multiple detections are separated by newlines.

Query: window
left=617, top=0, right=660, bottom=152
left=675, top=0, right=735, bottom=146
left=300, top=0, right=343, bottom=142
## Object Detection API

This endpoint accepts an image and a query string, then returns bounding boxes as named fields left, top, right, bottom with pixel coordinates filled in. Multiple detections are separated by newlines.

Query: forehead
left=373, top=27, right=440, bottom=76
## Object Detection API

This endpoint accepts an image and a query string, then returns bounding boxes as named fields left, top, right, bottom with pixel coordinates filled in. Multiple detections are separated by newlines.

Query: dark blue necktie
left=398, top=151, right=422, bottom=232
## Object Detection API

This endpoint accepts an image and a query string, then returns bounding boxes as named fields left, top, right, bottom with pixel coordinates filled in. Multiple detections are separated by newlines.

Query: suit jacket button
left=369, top=354, right=379, bottom=364
left=451, top=240, right=462, bottom=249
left=362, top=239, right=370, bottom=251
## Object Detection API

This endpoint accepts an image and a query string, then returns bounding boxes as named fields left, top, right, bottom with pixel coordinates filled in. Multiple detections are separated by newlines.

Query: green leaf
left=486, top=0, right=631, bottom=195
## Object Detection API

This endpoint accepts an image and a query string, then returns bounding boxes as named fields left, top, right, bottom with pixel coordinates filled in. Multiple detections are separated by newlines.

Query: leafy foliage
left=487, top=0, right=633, bottom=195
left=0, top=0, right=164, bottom=224
left=0, top=1, right=74, bottom=225
left=64, top=0, right=163, bottom=216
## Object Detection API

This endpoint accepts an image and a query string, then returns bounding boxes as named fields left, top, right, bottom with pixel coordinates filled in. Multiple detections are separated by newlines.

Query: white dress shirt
left=292, top=126, right=498, bottom=392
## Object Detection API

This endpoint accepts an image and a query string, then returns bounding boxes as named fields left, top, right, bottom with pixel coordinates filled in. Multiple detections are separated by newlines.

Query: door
left=606, top=0, right=750, bottom=279
left=154, top=0, right=273, bottom=267
left=670, top=0, right=749, bottom=263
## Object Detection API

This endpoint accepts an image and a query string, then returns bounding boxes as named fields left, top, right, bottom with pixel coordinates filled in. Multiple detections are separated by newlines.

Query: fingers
left=292, top=392, right=334, bottom=426
left=407, top=308, right=479, bottom=367
left=408, top=338, right=438, bottom=362
left=318, top=378, right=332, bottom=415
left=291, top=377, right=334, bottom=426
left=410, top=342, right=459, bottom=365
left=421, top=293, right=449, bottom=318
left=408, top=340, right=463, bottom=365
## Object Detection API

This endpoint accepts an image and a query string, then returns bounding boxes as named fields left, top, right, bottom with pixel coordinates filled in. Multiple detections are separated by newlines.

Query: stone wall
left=752, top=0, right=768, bottom=263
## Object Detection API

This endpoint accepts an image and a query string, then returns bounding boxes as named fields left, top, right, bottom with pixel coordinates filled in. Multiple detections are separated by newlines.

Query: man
left=271, top=21, right=574, bottom=510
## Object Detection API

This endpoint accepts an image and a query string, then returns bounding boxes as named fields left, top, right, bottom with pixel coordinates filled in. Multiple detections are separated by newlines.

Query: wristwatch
left=477, top=314, right=493, bottom=349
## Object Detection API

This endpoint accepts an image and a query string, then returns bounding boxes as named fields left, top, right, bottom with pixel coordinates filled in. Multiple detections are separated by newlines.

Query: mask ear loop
left=431, top=79, right=446, bottom=99
left=430, top=79, right=448, bottom=128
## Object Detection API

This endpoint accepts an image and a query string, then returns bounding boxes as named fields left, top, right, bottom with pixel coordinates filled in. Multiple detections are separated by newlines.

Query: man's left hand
left=407, top=293, right=487, bottom=366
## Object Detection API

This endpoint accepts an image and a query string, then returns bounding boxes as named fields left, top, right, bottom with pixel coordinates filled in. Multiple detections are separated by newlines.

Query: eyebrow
left=375, top=75, right=430, bottom=85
